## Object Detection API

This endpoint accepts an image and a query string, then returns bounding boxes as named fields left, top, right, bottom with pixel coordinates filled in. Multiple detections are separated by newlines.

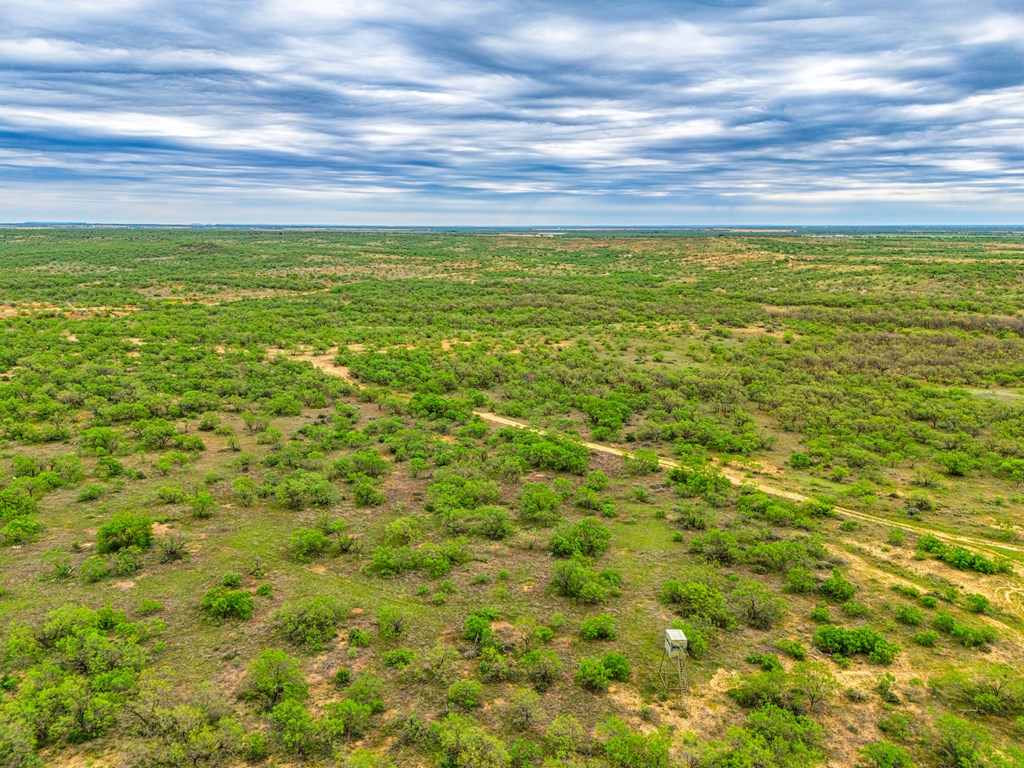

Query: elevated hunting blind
left=659, top=628, right=688, bottom=695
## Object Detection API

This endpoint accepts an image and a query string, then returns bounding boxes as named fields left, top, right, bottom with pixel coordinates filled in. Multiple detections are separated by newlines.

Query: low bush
left=201, top=586, right=254, bottom=621
left=276, top=597, right=345, bottom=652
left=580, top=613, right=617, bottom=641
left=812, top=625, right=900, bottom=665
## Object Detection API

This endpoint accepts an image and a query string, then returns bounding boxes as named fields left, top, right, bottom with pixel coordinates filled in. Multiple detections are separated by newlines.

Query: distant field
left=1, top=229, right=1022, bottom=768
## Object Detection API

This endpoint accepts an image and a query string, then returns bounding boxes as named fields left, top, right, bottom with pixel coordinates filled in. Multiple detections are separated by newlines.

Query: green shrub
left=518, top=482, right=561, bottom=526
left=550, top=559, right=621, bottom=603
left=576, top=653, right=629, bottom=691
left=731, top=579, right=786, bottom=629
left=157, top=534, right=187, bottom=563
left=747, top=652, right=783, bottom=672
left=964, top=594, right=991, bottom=614
left=275, top=597, right=344, bottom=652
left=520, top=648, right=563, bottom=690
left=156, top=485, right=186, bottom=504
left=818, top=568, right=856, bottom=602
left=549, top=518, right=611, bottom=558
left=288, top=528, right=331, bottom=562
left=601, top=717, right=671, bottom=768
left=188, top=490, right=216, bottom=518
left=96, top=512, right=153, bottom=553
left=580, top=613, right=617, bottom=641
left=507, top=688, right=542, bottom=729
left=478, top=647, right=520, bottom=683
left=894, top=605, right=922, bottom=625
left=809, top=606, right=831, bottom=623
left=600, top=652, right=630, bottom=681
left=348, top=628, right=372, bottom=648
left=136, top=598, right=163, bottom=615
left=200, top=586, right=254, bottom=621
left=435, top=713, right=510, bottom=767
left=877, top=712, right=914, bottom=741
left=113, top=545, right=144, bottom=575
left=859, top=740, right=915, bottom=768
left=912, top=630, right=939, bottom=647
left=238, top=648, right=308, bottom=712
left=475, top=506, right=513, bottom=540
left=624, top=449, right=660, bottom=476
left=691, top=529, right=742, bottom=565
left=546, top=713, right=584, bottom=758
left=383, top=648, right=416, bottom=669
left=463, top=611, right=495, bottom=647
left=322, top=699, right=373, bottom=742
left=812, top=625, right=900, bottom=665
left=660, top=579, right=734, bottom=628
left=785, top=567, right=818, bottom=593
left=80, top=554, right=109, bottom=583
left=377, top=606, right=407, bottom=642
left=447, top=680, right=484, bottom=709
left=776, top=639, right=807, bottom=660
left=342, top=674, right=385, bottom=714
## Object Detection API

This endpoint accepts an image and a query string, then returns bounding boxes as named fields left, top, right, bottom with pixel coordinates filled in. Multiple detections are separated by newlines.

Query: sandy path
left=289, top=348, right=1024, bottom=560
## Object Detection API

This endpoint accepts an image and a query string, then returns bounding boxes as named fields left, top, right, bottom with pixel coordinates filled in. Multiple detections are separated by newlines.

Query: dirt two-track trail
left=286, top=350, right=1024, bottom=619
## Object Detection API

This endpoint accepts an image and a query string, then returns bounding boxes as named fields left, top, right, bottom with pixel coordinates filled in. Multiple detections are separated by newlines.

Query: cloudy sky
left=1, top=0, right=1022, bottom=224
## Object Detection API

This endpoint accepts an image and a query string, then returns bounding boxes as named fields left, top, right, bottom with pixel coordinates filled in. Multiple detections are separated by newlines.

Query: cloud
left=0, top=0, right=1021, bottom=223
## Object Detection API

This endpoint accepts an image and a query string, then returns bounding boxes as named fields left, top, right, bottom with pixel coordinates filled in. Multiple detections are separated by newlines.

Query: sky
left=1, top=0, right=1022, bottom=225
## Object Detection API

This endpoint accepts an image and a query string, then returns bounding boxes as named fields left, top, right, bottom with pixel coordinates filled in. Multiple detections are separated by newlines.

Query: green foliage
left=776, top=639, right=807, bottom=661
left=964, top=593, right=991, bottom=614
left=932, top=611, right=997, bottom=648
left=915, top=535, right=1012, bottom=575
left=894, top=605, right=923, bottom=625
left=200, top=587, right=254, bottom=622
left=549, top=518, right=611, bottom=558
left=623, top=449, right=660, bottom=476
left=288, top=528, right=331, bottom=562
left=493, top=428, right=589, bottom=475
left=713, top=704, right=825, bottom=768
left=382, top=648, right=416, bottom=669
left=931, top=714, right=995, bottom=768
left=660, top=579, right=734, bottom=628
left=96, top=512, right=153, bottom=553
left=576, top=653, right=629, bottom=691
left=818, top=568, right=857, bottom=603
left=275, top=597, right=344, bottom=652
left=601, top=717, right=670, bottom=768
left=731, top=579, right=786, bottom=630
left=550, top=558, right=621, bottom=603
left=0, top=605, right=152, bottom=754
left=912, top=630, right=939, bottom=647
left=545, top=713, right=584, bottom=758
left=520, top=649, right=563, bottom=691
left=238, top=649, right=308, bottom=712
left=690, top=529, right=742, bottom=565
left=747, top=652, right=783, bottom=672
left=506, top=688, right=542, bottom=729
left=9, top=229, right=1024, bottom=766
left=859, top=741, right=916, bottom=768
left=447, top=680, right=484, bottom=710
left=342, top=674, right=385, bottom=714
left=518, top=482, right=562, bottom=526
left=434, top=713, right=510, bottom=768
left=579, top=613, right=617, bottom=641
left=475, top=506, right=513, bottom=540
left=813, top=625, right=901, bottom=665
left=376, top=606, right=407, bottom=642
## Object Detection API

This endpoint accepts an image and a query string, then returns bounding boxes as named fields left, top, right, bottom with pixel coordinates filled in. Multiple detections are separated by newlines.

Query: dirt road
left=286, top=349, right=1024, bottom=559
